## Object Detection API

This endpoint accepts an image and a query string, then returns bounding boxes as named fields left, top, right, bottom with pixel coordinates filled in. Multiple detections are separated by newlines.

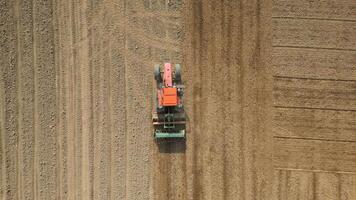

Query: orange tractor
left=152, top=63, right=186, bottom=140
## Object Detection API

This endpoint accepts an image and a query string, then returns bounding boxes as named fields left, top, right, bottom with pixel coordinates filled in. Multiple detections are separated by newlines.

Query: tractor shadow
left=156, top=140, right=186, bottom=153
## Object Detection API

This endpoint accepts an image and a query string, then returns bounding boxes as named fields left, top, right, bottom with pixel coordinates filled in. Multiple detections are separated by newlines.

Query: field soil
left=0, top=0, right=273, bottom=200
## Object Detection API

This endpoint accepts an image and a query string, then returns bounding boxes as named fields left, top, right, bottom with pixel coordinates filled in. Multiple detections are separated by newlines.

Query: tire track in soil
left=109, top=1, right=127, bottom=200
left=16, top=0, right=36, bottom=199
left=1, top=1, right=19, bottom=199
left=76, top=0, right=93, bottom=198
left=56, top=1, right=74, bottom=199
left=33, top=0, right=58, bottom=199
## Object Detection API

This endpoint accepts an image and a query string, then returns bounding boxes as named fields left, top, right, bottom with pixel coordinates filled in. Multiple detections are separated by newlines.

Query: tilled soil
left=0, top=0, right=273, bottom=199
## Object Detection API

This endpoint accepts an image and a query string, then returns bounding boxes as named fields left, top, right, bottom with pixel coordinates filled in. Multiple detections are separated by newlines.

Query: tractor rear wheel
left=175, top=64, right=181, bottom=82
left=154, top=65, right=162, bottom=82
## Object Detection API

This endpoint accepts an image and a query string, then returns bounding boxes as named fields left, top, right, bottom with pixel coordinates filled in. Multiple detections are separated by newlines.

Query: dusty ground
left=1, top=0, right=273, bottom=199
left=271, top=0, right=356, bottom=199
left=1, top=0, right=355, bottom=200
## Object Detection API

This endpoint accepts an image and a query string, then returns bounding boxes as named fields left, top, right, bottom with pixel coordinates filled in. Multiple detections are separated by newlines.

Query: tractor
left=152, top=63, right=186, bottom=140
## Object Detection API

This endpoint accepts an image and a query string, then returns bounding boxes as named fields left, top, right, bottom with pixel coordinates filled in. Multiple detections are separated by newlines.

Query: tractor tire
left=175, top=64, right=181, bottom=82
left=154, top=65, right=162, bottom=82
